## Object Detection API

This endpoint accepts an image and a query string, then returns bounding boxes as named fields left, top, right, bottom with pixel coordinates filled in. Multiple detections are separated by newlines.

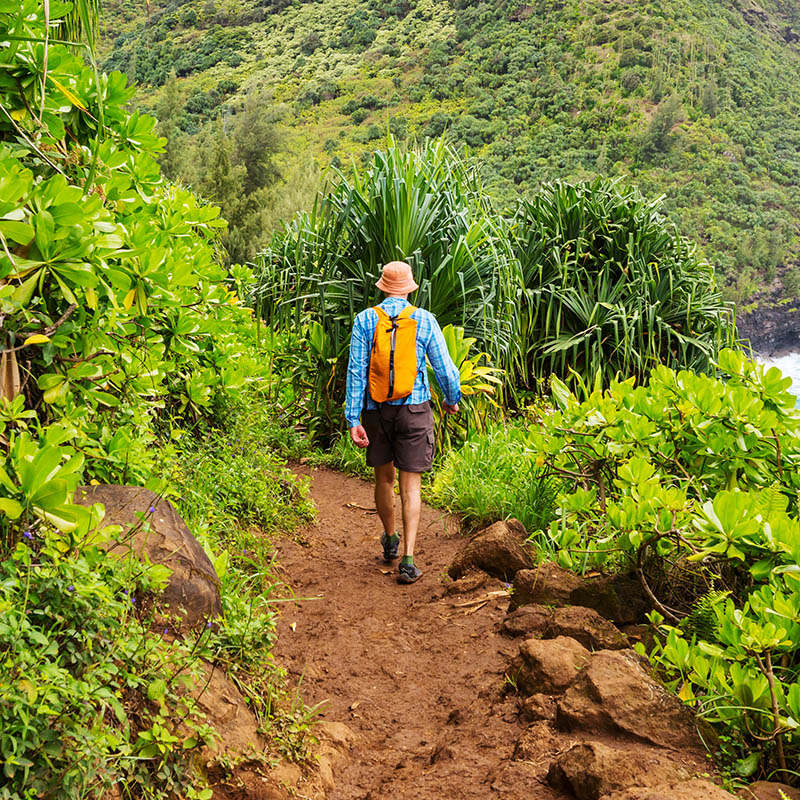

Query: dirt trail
left=274, top=467, right=566, bottom=800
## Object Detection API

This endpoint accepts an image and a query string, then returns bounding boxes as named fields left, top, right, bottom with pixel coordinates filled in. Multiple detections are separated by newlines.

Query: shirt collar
left=380, top=297, right=410, bottom=309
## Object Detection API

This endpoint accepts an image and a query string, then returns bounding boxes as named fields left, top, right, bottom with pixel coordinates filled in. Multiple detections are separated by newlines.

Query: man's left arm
left=425, top=315, right=462, bottom=412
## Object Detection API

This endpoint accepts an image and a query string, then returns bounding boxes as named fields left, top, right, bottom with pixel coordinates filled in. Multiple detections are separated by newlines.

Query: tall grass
left=429, top=424, right=559, bottom=537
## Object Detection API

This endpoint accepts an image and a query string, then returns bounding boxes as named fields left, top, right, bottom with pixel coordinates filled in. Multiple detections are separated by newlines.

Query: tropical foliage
left=0, top=2, right=314, bottom=796
left=512, top=179, right=736, bottom=385
left=253, top=139, right=514, bottom=442
left=256, top=139, right=735, bottom=444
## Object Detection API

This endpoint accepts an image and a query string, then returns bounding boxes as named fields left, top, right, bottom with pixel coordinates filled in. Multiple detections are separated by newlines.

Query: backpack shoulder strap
left=397, top=304, right=417, bottom=320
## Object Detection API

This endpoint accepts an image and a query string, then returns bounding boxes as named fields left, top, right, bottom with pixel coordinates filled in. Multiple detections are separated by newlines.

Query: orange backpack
left=368, top=305, right=418, bottom=403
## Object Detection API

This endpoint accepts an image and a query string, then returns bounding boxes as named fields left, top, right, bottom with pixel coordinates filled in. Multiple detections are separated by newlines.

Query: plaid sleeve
left=425, top=314, right=462, bottom=406
left=345, top=312, right=371, bottom=427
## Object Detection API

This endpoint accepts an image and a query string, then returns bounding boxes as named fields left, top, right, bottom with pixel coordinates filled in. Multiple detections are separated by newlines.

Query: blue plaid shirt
left=345, top=297, right=462, bottom=428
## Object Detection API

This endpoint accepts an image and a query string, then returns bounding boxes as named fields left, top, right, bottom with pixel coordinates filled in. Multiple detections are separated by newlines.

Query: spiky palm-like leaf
left=512, top=178, right=737, bottom=387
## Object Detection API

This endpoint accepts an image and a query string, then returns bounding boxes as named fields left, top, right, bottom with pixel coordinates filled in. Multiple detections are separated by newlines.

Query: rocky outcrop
left=557, top=650, right=701, bottom=751
left=449, top=519, right=534, bottom=581
left=75, top=484, right=221, bottom=629
left=509, top=636, right=591, bottom=695
left=737, top=293, right=800, bottom=357
left=547, top=741, right=693, bottom=800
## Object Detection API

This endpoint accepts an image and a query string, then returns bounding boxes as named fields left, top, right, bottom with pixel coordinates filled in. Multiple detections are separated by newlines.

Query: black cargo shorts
left=361, top=401, right=435, bottom=473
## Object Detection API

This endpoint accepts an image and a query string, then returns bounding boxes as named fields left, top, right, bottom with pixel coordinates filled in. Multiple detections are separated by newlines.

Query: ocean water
left=758, top=352, right=800, bottom=404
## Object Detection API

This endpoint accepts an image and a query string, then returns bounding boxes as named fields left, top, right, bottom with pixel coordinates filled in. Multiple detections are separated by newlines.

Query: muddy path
left=273, top=467, right=567, bottom=800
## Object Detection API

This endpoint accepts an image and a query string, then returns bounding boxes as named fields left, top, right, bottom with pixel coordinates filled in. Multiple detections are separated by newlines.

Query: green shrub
left=0, top=532, right=214, bottom=799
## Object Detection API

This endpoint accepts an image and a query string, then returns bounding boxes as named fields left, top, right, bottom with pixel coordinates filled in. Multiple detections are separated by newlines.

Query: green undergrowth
left=0, top=396, right=320, bottom=798
left=430, top=424, right=559, bottom=536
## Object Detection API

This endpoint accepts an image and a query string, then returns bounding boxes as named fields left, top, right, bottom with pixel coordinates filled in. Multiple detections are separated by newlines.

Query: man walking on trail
left=345, top=261, right=461, bottom=585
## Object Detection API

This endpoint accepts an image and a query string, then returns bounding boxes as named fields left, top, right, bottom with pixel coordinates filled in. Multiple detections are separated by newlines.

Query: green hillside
left=102, top=0, right=800, bottom=296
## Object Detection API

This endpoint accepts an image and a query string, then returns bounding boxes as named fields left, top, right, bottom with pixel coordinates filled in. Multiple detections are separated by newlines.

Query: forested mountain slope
left=102, top=0, right=800, bottom=295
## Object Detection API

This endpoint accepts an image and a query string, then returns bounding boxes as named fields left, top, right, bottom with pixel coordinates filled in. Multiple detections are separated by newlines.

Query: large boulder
left=510, top=563, right=584, bottom=609
left=602, top=780, right=736, bottom=799
left=738, top=783, right=800, bottom=800
left=570, top=572, right=650, bottom=626
left=195, top=662, right=263, bottom=759
left=546, top=741, right=692, bottom=800
left=500, top=604, right=553, bottom=637
left=510, top=635, right=591, bottom=695
left=557, top=650, right=702, bottom=751
left=449, top=519, right=533, bottom=581
left=548, top=606, right=629, bottom=651
left=76, top=485, right=221, bottom=629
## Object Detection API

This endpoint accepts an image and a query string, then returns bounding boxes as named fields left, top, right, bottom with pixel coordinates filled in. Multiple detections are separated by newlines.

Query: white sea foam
left=758, top=352, right=800, bottom=404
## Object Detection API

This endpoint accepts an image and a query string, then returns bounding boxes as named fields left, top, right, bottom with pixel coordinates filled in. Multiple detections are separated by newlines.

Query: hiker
left=345, top=261, right=461, bottom=585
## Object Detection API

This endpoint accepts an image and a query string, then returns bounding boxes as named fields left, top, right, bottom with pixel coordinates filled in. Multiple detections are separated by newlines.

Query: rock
left=501, top=603, right=629, bottom=650
left=510, top=635, right=591, bottom=695
left=76, top=484, right=221, bottom=629
left=510, top=563, right=584, bottom=610
left=449, top=519, right=533, bottom=581
left=569, top=573, right=650, bottom=626
left=557, top=650, right=702, bottom=751
left=547, top=741, right=691, bottom=800
left=548, top=606, right=629, bottom=651
left=602, top=779, right=736, bottom=800
left=444, top=569, right=505, bottom=596
left=195, top=662, right=263, bottom=759
left=738, top=783, right=800, bottom=800
left=500, top=604, right=553, bottom=637
left=316, top=720, right=356, bottom=751
left=519, top=693, right=557, bottom=722
left=513, top=720, right=560, bottom=761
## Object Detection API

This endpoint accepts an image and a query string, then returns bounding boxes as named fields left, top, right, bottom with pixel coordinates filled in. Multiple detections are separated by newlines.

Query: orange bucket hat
left=376, top=261, right=419, bottom=294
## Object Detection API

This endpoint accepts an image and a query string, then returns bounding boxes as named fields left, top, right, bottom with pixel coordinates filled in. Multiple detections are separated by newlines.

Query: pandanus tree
left=511, top=179, right=737, bottom=388
left=253, top=138, right=515, bottom=440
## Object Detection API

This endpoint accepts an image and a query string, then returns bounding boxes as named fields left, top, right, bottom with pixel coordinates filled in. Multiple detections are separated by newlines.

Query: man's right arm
left=345, top=313, right=370, bottom=434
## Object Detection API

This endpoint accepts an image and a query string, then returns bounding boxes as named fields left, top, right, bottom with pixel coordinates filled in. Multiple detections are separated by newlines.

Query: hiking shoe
left=397, top=562, right=422, bottom=584
left=381, top=532, right=400, bottom=561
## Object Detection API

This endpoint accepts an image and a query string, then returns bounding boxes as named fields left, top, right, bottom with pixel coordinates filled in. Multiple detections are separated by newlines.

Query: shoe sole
left=397, top=571, right=422, bottom=584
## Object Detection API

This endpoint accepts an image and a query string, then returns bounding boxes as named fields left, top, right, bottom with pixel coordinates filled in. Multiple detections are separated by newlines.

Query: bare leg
left=374, top=462, right=396, bottom=537
left=398, top=470, right=422, bottom=558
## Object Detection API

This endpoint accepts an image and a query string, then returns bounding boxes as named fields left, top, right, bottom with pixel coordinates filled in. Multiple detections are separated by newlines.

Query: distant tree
left=650, top=69, right=665, bottom=103
left=640, top=94, right=683, bottom=157
left=155, top=71, right=188, bottom=180
left=185, top=94, right=283, bottom=263
left=700, top=79, right=718, bottom=117
left=233, top=94, right=282, bottom=195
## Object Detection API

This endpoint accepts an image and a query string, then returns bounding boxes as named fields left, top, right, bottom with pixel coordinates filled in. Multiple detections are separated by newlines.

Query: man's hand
left=443, top=402, right=460, bottom=415
left=350, top=425, right=370, bottom=448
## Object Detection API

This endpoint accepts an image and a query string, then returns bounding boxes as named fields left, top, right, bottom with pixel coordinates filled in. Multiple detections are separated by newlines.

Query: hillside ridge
left=102, top=0, right=800, bottom=296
